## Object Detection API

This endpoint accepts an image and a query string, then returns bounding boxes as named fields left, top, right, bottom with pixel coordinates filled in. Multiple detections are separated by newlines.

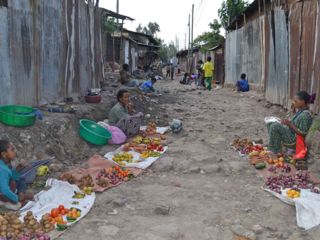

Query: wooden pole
left=190, top=4, right=194, bottom=73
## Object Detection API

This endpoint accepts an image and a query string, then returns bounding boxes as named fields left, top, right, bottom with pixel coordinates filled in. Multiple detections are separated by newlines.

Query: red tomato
left=51, top=208, right=59, bottom=218
left=58, top=205, right=65, bottom=211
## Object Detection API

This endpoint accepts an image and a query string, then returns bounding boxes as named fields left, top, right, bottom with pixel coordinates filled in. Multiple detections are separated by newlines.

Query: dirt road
left=61, top=80, right=320, bottom=240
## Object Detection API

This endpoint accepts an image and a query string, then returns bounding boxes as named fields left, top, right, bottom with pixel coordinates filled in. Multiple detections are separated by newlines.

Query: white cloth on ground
left=19, top=179, right=95, bottom=224
left=265, top=188, right=320, bottom=230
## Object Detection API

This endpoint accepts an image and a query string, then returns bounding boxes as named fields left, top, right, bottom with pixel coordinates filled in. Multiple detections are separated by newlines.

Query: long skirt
left=116, top=113, right=143, bottom=138
left=267, top=122, right=296, bottom=153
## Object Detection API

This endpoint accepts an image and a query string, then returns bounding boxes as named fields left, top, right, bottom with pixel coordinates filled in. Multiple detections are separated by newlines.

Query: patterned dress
left=267, top=110, right=313, bottom=153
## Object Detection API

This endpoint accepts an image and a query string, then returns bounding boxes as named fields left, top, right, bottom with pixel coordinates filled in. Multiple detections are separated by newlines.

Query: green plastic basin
left=0, top=105, right=36, bottom=127
left=79, top=119, right=112, bottom=145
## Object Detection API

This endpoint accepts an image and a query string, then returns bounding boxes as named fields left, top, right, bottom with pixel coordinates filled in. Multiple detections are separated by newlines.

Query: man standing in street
left=170, top=64, right=175, bottom=80
left=203, top=56, right=214, bottom=91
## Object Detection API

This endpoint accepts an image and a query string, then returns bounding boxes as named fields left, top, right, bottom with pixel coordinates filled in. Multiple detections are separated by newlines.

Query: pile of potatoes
left=0, top=212, right=24, bottom=239
left=0, top=211, right=53, bottom=240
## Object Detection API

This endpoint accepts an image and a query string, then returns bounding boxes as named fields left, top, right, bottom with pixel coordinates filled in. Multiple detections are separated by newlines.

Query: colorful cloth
left=267, top=110, right=313, bottom=153
left=0, top=160, right=20, bottom=203
left=203, top=61, right=214, bottom=78
left=108, top=103, right=128, bottom=125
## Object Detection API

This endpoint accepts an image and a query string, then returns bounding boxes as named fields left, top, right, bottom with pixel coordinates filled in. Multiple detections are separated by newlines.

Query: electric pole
left=185, top=31, right=187, bottom=49
left=116, top=0, right=119, bottom=24
left=191, top=4, right=194, bottom=49
left=188, top=14, right=191, bottom=71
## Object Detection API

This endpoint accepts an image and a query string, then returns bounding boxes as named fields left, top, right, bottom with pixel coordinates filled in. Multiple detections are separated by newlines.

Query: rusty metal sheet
left=288, top=2, right=302, bottom=100
left=265, top=8, right=289, bottom=106
left=300, top=0, right=317, bottom=91
left=312, top=1, right=320, bottom=113
left=225, top=17, right=263, bottom=85
left=0, top=7, right=12, bottom=104
left=0, top=0, right=103, bottom=106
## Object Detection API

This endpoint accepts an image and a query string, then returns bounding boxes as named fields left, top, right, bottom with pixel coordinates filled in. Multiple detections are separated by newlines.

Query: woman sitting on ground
left=108, top=89, right=143, bottom=137
left=267, top=91, right=316, bottom=155
left=0, top=140, right=33, bottom=210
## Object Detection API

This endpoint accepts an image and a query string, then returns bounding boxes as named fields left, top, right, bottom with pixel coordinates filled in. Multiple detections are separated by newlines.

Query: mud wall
left=225, top=1, right=320, bottom=112
left=0, top=0, right=103, bottom=106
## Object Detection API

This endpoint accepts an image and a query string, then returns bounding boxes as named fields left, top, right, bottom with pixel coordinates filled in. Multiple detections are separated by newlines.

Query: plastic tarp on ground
left=265, top=189, right=320, bottom=230
left=104, top=146, right=168, bottom=170
left=20, top=179, right=95, bottom=221
left=62, top=155, right=143, bottom=193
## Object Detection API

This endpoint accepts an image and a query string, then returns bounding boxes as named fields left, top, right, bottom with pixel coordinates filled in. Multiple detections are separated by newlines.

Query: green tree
left=102, top=17, right=117, bottom=34
left=136, top=24, right=143, bottom=33
left=194, top=19, right=224, bottom=53
left=158, top=41, right=177, bottom=62
left=218, top=0, right=248, bottom=29
left=135, top=22, right=160, bottom=37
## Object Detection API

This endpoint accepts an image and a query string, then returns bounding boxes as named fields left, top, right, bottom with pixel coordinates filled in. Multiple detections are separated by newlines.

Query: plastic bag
left=98, top=122, right=127, bottom=145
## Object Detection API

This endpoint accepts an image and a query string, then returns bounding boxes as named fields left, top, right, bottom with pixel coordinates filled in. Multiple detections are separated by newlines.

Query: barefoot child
left=0, top=140, right=32, bottom=210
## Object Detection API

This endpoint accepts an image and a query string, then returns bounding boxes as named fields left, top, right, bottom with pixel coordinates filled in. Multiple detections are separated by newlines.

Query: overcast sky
left=99, top=0, right=252, bottom=49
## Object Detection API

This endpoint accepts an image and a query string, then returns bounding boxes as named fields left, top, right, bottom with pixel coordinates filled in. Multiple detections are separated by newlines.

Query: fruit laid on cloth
left=66, top=208, right=81, bottom=222
left=273, top=157, right=285, bottom=168
left=145, top=122, right=157, bottom=135
left=133, top=136, right=143, bottom=144
left=0, top=212, right=24, bottom=239
left=147, top=143, right=164, bottom=152
left=59, top=173, right=76, bottom=184
left=79, top=175, right=94, bottom=189
left=140, top=151, right=161, bottom=159
left=37, top=165, right=49, bottom=177
left=232, top=138, right=253, bottom=152
left=96, top=166, right=132, bottom=185
left=112, top=152, right=134, bottom=166
left=82, top=186, right=93, bottom=195
left=72, top=191, right=85, bottom=199
left=0, top=212, right=52, bottom=240
left=287, top=189, right=301, bottom=198
left=56, top=223, right=67, bottom=231
left=23, top=211, right=43, bottom=235
left=97, top=178, right=109, bottom=188
left=249, top=151, right=260, bottom=157
left=265, top=171, right=319, bottom=194
left=39, top=214, right=55, bottom=233
left=255, top=162, right=266, bottom=170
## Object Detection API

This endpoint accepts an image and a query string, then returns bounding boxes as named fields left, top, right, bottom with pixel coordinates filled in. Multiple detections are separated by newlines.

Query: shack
left=0, top=0, right=104, bottom=106
left=101, top=9, right=134, bottom=69
left=225, top=0, right=320, bottom=112
left=122, top=29, right=160, bottom=73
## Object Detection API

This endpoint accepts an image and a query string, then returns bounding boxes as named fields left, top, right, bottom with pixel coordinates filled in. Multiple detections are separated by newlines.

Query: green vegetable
left=255, top=162, right=266, bottom=170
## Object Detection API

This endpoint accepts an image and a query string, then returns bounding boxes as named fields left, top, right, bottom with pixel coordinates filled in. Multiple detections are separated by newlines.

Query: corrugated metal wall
left=0, top=0, right=103, bottom=106
left=225, top=1, right=320, bottom=112
left=225, top=17, right=263, bottom=85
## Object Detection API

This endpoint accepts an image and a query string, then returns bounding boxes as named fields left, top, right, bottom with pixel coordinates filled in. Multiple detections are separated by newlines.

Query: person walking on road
left=170, top=64, right=175, bottom=80
left=203, top=56, right=214, bottom=91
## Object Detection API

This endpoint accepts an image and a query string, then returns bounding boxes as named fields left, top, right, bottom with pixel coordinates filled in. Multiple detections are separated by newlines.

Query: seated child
left=139, top=77, right=157, bottom=94
left=0, top=140, right=33, bottom=210
left=180, top=73, right=189, bottom=85
left=236, top=73, right=250, bottom=92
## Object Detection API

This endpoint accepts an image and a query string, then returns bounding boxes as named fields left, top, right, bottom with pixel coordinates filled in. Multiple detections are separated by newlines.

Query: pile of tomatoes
left=147, top=143, right=164, bottom=152
left=48, top=205, right=68, bottom=225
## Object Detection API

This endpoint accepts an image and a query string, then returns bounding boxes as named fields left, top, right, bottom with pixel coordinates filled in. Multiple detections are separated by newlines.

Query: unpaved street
left=61, top=81, right=319, bottom=240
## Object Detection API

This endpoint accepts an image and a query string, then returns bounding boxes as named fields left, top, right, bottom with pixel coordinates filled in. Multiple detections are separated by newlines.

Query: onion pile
left=265, top=171, right=319, bottom=194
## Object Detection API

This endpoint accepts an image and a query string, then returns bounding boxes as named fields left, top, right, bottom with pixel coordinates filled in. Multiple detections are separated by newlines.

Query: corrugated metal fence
left=0, top=0, right=103, bottom=106
left=225, top=1, right=320, bottom=112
